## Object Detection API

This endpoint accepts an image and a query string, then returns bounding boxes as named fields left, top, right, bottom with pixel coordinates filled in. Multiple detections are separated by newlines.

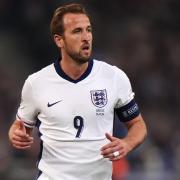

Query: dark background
left=0, top=0, right=180, bottom=179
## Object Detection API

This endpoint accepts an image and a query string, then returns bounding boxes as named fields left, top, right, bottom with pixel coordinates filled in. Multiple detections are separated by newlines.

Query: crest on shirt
left=90, top=89, right=108, bottom=108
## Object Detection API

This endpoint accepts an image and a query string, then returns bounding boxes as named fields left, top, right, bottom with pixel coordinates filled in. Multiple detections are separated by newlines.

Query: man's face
left=62, top=13, right=92, bottom=64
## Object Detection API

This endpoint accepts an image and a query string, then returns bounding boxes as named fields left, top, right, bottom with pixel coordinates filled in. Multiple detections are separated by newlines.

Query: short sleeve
left=114, top=68, right=135, bottom=108
left=114, top=67, right=140, bottom=122
left=16, top=77, right=38, bottom=128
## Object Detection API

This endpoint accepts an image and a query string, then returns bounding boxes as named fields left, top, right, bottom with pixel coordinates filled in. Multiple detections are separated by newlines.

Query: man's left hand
left=100, top=133, right=131, bottom=161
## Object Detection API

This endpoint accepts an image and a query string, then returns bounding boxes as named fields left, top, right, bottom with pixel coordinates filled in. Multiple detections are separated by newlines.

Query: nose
left=82, top=31, right=91, bottom=41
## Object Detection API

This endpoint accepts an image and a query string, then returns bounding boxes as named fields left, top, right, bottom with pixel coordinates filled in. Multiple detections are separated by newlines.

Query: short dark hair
left=50, top=3, right=90, bottom=37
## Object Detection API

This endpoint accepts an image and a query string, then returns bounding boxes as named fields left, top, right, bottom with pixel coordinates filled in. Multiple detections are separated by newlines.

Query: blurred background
left=0, top=0, right=180, bottom=180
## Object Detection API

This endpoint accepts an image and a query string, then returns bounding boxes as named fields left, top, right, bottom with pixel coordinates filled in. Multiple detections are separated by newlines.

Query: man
left=9, top=3, right=147, bottom=180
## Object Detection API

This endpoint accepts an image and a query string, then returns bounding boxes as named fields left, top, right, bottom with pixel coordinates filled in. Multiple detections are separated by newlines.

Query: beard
left=67, top=51, right=90, bottom=65
left=64, top=43, right=92, bottom=65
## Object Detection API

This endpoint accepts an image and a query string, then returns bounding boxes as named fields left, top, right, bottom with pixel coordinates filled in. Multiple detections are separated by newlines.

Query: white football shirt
left=17, top=59, right=134, bottom=180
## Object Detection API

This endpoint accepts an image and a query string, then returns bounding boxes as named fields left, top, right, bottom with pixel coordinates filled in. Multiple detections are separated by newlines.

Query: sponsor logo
left=47, top=100, right=62, bottom=107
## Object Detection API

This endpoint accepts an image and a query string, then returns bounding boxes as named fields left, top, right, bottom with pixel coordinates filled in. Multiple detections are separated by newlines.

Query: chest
left=35, top=79, right=117, bottom=129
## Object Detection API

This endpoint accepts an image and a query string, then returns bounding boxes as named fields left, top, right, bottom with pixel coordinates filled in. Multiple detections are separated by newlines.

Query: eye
left=87, top=26, right=92, bottom=33
left=72, top=28, right=82, bottom=34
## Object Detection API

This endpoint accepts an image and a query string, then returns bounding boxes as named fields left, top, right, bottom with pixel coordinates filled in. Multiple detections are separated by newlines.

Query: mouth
left=81, top=44, right=90, bottom=51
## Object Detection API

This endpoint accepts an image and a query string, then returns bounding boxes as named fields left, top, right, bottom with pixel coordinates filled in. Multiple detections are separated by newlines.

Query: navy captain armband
left=115, top=99, right=140, bottom=122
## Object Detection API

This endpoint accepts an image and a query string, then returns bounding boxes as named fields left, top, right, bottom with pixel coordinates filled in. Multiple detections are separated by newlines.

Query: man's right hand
left=9, top=120, right=34, bottom=149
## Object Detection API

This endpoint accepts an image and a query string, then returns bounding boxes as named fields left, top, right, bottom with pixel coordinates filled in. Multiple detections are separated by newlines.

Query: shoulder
left=93, top=59, right=128, bottom=80
left=26, top=63, right=54, bottom=84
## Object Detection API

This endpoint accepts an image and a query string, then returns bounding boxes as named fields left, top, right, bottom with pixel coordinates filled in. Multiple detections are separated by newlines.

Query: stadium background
left=0, top=0, right=180, bottom=179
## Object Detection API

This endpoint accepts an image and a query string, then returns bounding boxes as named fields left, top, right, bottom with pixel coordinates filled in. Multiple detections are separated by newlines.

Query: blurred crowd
left=0, top=0, right=180, bottom=179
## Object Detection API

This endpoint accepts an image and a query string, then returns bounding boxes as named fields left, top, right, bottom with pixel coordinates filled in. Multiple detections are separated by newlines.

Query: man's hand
left=9, top=120, right=34, bottom=149
left=101, top=116, right=147, bottom=161
left=101, top=133, right=131, bottom=161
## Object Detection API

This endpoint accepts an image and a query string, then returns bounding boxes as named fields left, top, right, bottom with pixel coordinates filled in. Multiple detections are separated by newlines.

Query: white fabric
left=17, top=59, right=134, bottom=180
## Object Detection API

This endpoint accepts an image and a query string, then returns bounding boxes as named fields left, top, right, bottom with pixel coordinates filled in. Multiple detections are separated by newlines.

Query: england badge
left=90, top=89, right=108, bottom=108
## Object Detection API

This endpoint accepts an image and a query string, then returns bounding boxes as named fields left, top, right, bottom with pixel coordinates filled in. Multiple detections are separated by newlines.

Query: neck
left=60, top=56, right=89, bottom=80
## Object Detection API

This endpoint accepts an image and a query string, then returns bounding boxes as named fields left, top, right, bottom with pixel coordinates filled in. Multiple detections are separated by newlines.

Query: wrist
left=123, top=138, right=134, bottom=153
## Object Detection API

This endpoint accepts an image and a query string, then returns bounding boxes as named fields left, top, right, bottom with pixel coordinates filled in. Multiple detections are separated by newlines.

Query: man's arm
left=101, top=114, right=147, bottom=161
left=123, top=114, right=147, bottom=152
left=8, top=120, right=34, bottom=149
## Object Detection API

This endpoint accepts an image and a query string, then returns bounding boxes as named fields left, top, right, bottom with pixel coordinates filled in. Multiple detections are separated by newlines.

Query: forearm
left=123, top=115, right=147, bottom=152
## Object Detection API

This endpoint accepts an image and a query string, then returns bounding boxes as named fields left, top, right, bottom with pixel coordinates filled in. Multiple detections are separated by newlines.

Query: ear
left=54, top=34, right=64, bottom=48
